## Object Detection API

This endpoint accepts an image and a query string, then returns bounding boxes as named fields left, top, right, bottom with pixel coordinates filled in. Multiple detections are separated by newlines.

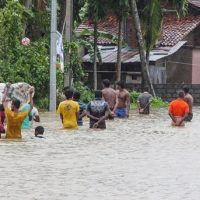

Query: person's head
left=95, top=90, right=103, bottom=99
left=63, top=86, right=74, bottom=95
left=35, top=126, right=44, bottom=137
left=11, top=99, right=21, bottom=111
left=102, top=79, right=110, bottom=88
left=177, top=90, right=185, bottom=99
left=64, top=88, right=74, bottom=99
left=0, top=104, right=4, bottom=112
left=143, top=86, right=150, bottom=93
left=116, top=81, right=125, bottom=90
left=183, top=86, right=189, bottom=94
left=73, top=90, right=81, bottom=101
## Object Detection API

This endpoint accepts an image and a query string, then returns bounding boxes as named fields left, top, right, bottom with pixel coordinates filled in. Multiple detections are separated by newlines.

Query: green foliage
left=151, top=96, right=169, bottom=108
left=64, top=41, right=84, bottom=80
left=142, top=0, right=162, bottom=55
left=73, top=81, right=94, bottom=104
left=130, top=90, right=140, bottom=104
left=36, top=97, right=49, bottom=110
left=0, top=0, right=64, bottom=110
left=111, top=0, right=130, bottom=21
left=130, top=90, right=168, bottom=108
left=169, top=0, right=188, bottom=16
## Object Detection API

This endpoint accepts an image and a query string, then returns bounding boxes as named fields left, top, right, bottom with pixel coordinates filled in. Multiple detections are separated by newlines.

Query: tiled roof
left=160, top=15, right=200, bottom=46
left=76, top=16, right=119, bottom=45
left=77, top=14, right=200, bottom=46
left=189, top=0, right=200, bottom=8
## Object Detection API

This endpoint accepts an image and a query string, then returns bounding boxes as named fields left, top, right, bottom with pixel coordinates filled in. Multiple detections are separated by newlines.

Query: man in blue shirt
left=73, top=91, right=86, bottom=126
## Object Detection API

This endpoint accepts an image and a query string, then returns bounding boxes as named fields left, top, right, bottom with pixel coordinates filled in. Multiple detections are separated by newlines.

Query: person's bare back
left=102, top=88, right=117, bottom=110
left=184, top=93, right=193, bottom=113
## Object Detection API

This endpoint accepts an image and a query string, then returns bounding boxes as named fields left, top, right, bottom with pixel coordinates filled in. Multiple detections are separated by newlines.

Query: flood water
left=0, top=107, right=200, bottom=200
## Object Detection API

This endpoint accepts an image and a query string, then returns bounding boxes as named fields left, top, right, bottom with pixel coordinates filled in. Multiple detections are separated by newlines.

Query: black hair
left=178, top=90, right=185, bottom=98
left=142, top=86, right=150, bottom=93
left=0, top=104, right=4, bottom=112
left=102, top=79, right=110, bottom=88
left=73, top=90, right=81, bottom=101
left=35, top=126, right=44, bottom=136
left=12, top=99, right=21, bottom=109
left=183, top=86, right=189, bottom=94
left=63, top=86, right=74, bottom=93
left=64, top=88, right=74, bottom=99
left=116, top=81, right=125, bottom=89
left=95, top=90, right=102, bottom=99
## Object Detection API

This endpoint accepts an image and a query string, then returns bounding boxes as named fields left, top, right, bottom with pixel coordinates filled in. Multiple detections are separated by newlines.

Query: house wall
left=192, top=49, right=200, bottom=84
left=191, top=26, right=200, bottom=84
left=150, top=60, right=167, bottom=84
left=166, top=47, right=192, bottom=83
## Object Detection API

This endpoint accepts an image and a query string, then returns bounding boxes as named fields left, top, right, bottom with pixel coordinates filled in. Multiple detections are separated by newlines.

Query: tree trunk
left=116, top=20, right=123, bottom=82
left=93, top=21, right=98, bottom=90
left=58, top=0, right=66, bottom=33
left=64, top=0, right=73, bottom=87
left=129, top=0, right=156, bottom=96
left=24, top=0, right=32, bottom=8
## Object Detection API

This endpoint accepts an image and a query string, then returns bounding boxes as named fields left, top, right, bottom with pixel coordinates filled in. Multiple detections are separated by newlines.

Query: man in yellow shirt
left=57, top=88, right=79, bottom=129
left=2, top=84, right=34, bottom=139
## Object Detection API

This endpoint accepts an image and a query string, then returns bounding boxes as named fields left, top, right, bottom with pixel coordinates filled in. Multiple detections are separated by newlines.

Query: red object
left=0, top=111, right=5, bottom=133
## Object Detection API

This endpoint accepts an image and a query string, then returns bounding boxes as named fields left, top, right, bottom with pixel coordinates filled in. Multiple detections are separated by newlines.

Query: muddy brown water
left=0, top=107, right=200, bottom=200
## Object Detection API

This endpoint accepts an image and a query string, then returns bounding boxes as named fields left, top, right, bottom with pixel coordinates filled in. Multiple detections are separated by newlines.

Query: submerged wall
left=127, top=84, right=200, bottom=104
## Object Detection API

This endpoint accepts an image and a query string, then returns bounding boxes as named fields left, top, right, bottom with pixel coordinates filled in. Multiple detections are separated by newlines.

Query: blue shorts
left=115, top=108, right=127, bottom=118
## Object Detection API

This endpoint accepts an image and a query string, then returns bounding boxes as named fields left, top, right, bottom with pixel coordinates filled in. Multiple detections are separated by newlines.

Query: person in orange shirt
left=2, top=84, right=34, bottom=139
left=168, top=90, right=189, bottom=126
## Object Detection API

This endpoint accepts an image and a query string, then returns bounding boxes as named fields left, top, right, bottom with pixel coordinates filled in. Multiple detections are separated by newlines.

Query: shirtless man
left=183, top=86, right=194, bottom=121
left=102, top=79, right=117, bottom=118
left=115, top=81, right=130, bottom=118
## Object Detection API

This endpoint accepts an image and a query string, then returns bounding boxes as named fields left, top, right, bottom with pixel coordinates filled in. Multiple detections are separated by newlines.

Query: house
left=78, top=0, right=200, bottom=89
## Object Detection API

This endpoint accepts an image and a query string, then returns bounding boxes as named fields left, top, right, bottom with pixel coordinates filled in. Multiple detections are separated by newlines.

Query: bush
left=130, top=90, right=168, bottom=108
left=73, top=81, right=94, bottom=104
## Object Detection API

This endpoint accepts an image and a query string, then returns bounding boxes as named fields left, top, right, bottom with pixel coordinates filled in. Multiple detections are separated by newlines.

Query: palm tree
left=87, top=0, right=109, bottom=90
left=111, top=0, right=129, bottom=81
left=129, top=0, right=188, bottom=96
left=142, top=0, right=162, bottom=64
left=129, top=0, right=156, bottom=96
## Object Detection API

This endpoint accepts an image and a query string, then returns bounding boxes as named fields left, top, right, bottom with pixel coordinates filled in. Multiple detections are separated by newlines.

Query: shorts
left=115, top=108, right=127, bottom=118
left=184, top=113, right=193, bottom=122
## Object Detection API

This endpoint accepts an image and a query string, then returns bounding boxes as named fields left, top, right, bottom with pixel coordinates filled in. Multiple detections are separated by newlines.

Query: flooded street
left=1, top=107, right=200, bottom=200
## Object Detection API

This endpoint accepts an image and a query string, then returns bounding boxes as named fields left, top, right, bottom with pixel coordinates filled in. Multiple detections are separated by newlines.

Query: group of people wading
left=0, top=80, right=193, bottom=139
left=57, top=80, right=132, bottom=129
left=57, top=80, right=194, bottom=130
left=0, top=84, right=42, bottom=139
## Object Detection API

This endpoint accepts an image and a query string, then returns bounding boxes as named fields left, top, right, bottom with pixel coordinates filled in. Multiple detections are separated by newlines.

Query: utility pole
left=64, top=0, right=73, bottom=87
left=49, top=0, right=57, bottom=112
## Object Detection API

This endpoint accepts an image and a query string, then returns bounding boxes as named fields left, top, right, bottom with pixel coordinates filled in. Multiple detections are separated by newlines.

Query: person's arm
left=113, top=91, right=119, bottom=113
left=60, top=114, right=63, bottom=124
left=27, top=87, right=34, bottom=114
left=178, top=112, right=189, bottom=126
left=79, top=110, right=87, bottom=119
left=34, top=115, right=40, bottom=122
left=86, top=111, right=99, bottom=121
left=126, top=92, right=131, bottom=117
left=169, top=112, right=176, bottom=123
left=93, top=105, right=109, bottom=128
left=2, top=83, right=11, bottom=109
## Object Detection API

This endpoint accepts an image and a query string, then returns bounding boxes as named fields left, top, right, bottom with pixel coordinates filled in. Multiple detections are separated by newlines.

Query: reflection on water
left=1, top=107, right=200, bottom=200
